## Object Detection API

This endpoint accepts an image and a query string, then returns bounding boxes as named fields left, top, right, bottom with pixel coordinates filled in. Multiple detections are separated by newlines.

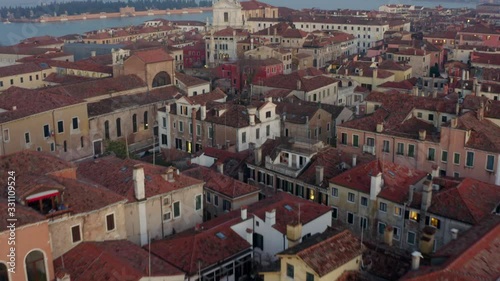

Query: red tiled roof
left=330, top=160, right=427, bottom=203
left=377, top=80, right=414, bottom=90
left=262, top=71, right=338, bottom=92
left=279, top=228, right=363, bottom=277
left=214, top=27, right=249, bottom=37
left=378, top=60, right=412, bottom=71
left=183, top=166, right=259, bottom=198
left=77, top=156, right=203, bottom=202
left=175, top=71, right=209, bottom=87
left=131, top=48, right=173, bottom=63
left=428, top=177, right=500, bottom=224
left=0, top=87, right=84, bottom=123
left=401, top=215, right=500, bottom=281
left=43, top=73, right=96, bottom=85
left=0, top=62, right=49, bottom=78
left=0, top=198, right=46, bottom=231
left=456, top=111, right=500, bottom=153
left=471, top=51, right=500, bottom=66
left=54, top=240, right=184, bottom=281
left=147, top=224, right=251, bottom=275
left=188, top=87, right=227, bottom=104
left=241, top=0, right=275, bottom=10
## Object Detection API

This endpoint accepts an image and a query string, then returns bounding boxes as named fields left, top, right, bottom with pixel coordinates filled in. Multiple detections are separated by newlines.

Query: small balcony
left=363, top=145, right=376, bottom=155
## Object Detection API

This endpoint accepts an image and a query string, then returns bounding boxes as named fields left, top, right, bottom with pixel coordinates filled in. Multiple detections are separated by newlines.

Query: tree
left=429, top=62, right=440, bottom=78
left=104, top=139, right=130, bottom=159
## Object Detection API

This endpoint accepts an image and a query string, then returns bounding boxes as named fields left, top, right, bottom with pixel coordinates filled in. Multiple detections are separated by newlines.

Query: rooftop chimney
left=411, top=251, right=423, bottom=270
left=315, top=165, right=324, bottom=186
left=286, top=223, right=303, bottom=248
left=133, top=164, right=145, bottom=200
left=248, top=107, right=257, bottom=126
left=217, top=161, right=224, bottom=175
left=455, top=103, right=460, bottom=116
left=164, top=167, right=175, bottom=182
left=91, top=50, right=96, bottom=57
left=420, top=226, right=437, bottom=255
left=250, top=38, right=254, bottom=50
left=200, top=104, right=207, bottom=121
left=478, top=102, right=485, bottom=121
left=297, top=80, right=302, bottom=90
left=370, top=172, right=383, bottom=200
left=254, top=146, right=262, bottom=165
left=451, top=117, right=458, bottom=128
left=241, top=206, right=248, bottom=220
left=376, top=122, right=384, bottom=133
left=450, top=228, right=458, bottom=240
left=421, top=180, right=433, bottom=212
left=418, top=129, right=427, bottom=141
left=265, top=209, right=276, bottom=226
left=432, top=90, right=438, bottom=98
left=412, top=86, right=419, bottom=97
left=352, top=154, right=357, bottom=167
left=12, top=106, right=17, bottom=111
left=384, top=225, right=394, bottom=246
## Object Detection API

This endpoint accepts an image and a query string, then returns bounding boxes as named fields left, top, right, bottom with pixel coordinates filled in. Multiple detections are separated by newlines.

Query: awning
left=25, top=190, right=60, bottom=203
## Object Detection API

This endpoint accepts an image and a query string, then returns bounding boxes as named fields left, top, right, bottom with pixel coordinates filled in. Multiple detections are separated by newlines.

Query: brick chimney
left=478, top=102, right=485, bottom=121
left=133, top=164, right=145, bottom=200
left=315, top=165, right=324, bottom=186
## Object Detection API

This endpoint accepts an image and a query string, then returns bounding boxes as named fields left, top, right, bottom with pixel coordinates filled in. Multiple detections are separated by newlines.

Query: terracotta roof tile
left=0, top=199, right=46, bottom=231
left=183, top=166, right=259, bottom=198
left=279, top=228, right=363, bottom=277
left=262, top=71, right=338, bottom=92
left=43, top=73, right=96, bottom=85
left=330, top=160, right=427, bottom=203
left=456, top=111, right=500, bottom=153
left=175, top=71, right=209, bottom=87
left=241, top=0, right=275, bottom=10
left=54, top=240, right=183, bottom=281
left=0, top=62, right=49, bottom=78
left=77, top=156, right=203, bottom=202
left=131, top=48, right=173, bottom=63
left=188, top=87, right=227, bottom=104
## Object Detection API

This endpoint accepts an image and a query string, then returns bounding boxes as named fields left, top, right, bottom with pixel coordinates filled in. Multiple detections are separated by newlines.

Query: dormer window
left=26, top=190, right=63, bottom=215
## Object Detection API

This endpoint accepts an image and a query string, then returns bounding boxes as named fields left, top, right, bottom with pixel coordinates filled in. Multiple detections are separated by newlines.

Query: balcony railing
left=363, top=145, right=376, bottom=155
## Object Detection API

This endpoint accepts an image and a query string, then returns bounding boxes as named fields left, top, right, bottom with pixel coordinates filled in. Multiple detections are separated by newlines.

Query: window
left=382, top=140, right=390, bottom=153
left=428, top=148, right=435, bottom=161
left=2, top=129, right=9, bottom=142
left=408, top=144, right=415, bottom=157
left=104, top=121, right=110, bottom=140
left=214, top=195, right=219, bottom=206
left=72, top=117, right=79, bottom=130
left=116, top=118, right=122, bottom=137
left=332, top=207, right=338, bottom=219
left=341, top=133, right=347, bottom=145
left=25, top=250, right=47, bottom=281
left=393, top=226, right=401, bottom=240
left=394, top=206, right=402, bottom=217
left=208, top=126, right=213, bottom=139
left=71, top=225, right=81, bottom=243
left=360, top=196, right=368, bottom=206
left=253, top=233, right=264, bottom=250
left=242, top=132, right=246, bottom=144
left=222, top=199, right=231, bottom=211
left=173, top=201, right=181, bottom=218
left=441, top=150, right=448, bottom=163
left=0, top=263, right=8, bottom=281
left=195, top=194, right=202, bottom=211
left=256, top=128, right=260, bottom=139
left=353, top=135, right=359, bottom=147
left=50, top=142, right=55, bottom=152
left=161, top=134, right=167, bottom=145
left=441, top=116, right=447, bottom=123
left=347, top=212, right=354, bottom=224
left=266, top=125, right=270, bottom=136
left=179, top=121, right=184, bottom=132
left=189, top=123, right=193, bottom=135
left=379, top=202, right=387, bottom=212
left=428, top=114, right=434, bottom=121
left=25, top=132, right=30, bottom=144
left=366, top=137, right=375, bottom=147
left=132, top=114, right=138, bottom=133
left=466, top=151, right=474, bottom=167
left=409, top=211, right=419, bottom=221
left=163, top=211, right=171, bottom=221
left=266, top=111, right=271, bottom=118
left=162, top=117, right=167, bottom=128
left=106, top=213, right=115, bottom=231
left=306, top=272, right=314, bottom=281
left=196, top=124, right=201, bottom=136
left=43, top=124, right=50, bottom=138
left=63, top=140, right=67, bottom=152
left=206, top=192, right=211, bottom=203
left=397, top=143, right=404, bottom=155
left=486, top=155, right=495, bottom=171
left=378, top=222, right=386, bottom=234
left=430, top=216, right=441, bottom=229
left=223, top=12, right=229, bottom=22
left=286, top=264, right=294, bottom=278
left=347, top=192, right=355, bottom=203
left=360, top=217, right=368, bottom=229
left=453, top=153, right=460, bottom=165
left=56, top=120, right=64, bottom=134
left=407, top=231, right=416, bottom=245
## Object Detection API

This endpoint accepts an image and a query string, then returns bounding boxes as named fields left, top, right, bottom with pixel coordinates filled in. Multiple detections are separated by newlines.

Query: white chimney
left=250, top=38, right=254, bottom=50
left=91, top=50, right=96, bottom=57
left=217, top=161, right=224, bottom=174
left=200, top=104, right=207, bottom=120
left=370, top=172, right=383, bottom=200
left=133, top=164, right=145, bottom=200
left=315, top=165, right=324, bottom=186
left=411, top=251, right=423, bottom=270
left=450, top=228, right=458, bottom=240
left=241, top=207, right=248, bottom=220
left=12, top=106, right=17, bottom=111
left=254, top=146, right=262, bottom=165
left=352, top=155, right=357, bottom=167
left=265, top=209, right=276, bottom=225
left=248, top=107, right=257, bottom=126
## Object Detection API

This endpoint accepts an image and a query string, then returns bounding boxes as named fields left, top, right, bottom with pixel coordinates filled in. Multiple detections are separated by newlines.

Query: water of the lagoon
left=0, top=0, right=476, bottom=46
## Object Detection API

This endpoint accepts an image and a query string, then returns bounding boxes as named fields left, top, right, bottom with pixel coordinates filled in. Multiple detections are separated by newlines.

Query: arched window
left=152, top=71, right=171, bottom=88
left=104, top=121, right=110, bottom=140
left=132, top=114, right=137, bottom=133
left=0, top=263, right=9, bottom=281
left=25, top=250, right=47, bottom=281
left=116, top=118, right=122, bottom=137
left=144, top=111, right=149, bottom=130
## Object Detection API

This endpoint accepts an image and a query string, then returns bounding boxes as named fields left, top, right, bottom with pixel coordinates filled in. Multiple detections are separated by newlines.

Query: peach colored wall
left=0, top=221, right=54, bottom=281
left=124, top=56, right=175, bottom=89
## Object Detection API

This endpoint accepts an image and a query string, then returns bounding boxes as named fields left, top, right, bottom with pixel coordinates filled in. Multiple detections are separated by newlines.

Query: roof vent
left=215, top=232, right=226, bottom=239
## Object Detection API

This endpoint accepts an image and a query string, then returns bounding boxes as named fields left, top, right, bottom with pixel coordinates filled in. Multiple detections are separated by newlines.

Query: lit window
left=409, top=211, right=419, bottom=221
left=394, top=206, right=402, bottom=217
left=430, top=217, right=441, bottom=229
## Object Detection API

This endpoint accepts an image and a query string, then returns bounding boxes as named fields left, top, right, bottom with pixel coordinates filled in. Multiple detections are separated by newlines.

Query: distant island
left=0, top=0, right=212, bottom=20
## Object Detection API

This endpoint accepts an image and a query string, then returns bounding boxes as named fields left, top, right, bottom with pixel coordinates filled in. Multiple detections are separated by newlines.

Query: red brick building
left=183, top=42, right=206, bottom=68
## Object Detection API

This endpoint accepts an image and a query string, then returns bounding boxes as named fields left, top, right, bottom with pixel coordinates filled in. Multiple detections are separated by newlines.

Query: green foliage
left=429, top=62, right=440, bottom=78
left=0, top=0, right=206, bottom=19
left=104, top=139, right=130, bottom=159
